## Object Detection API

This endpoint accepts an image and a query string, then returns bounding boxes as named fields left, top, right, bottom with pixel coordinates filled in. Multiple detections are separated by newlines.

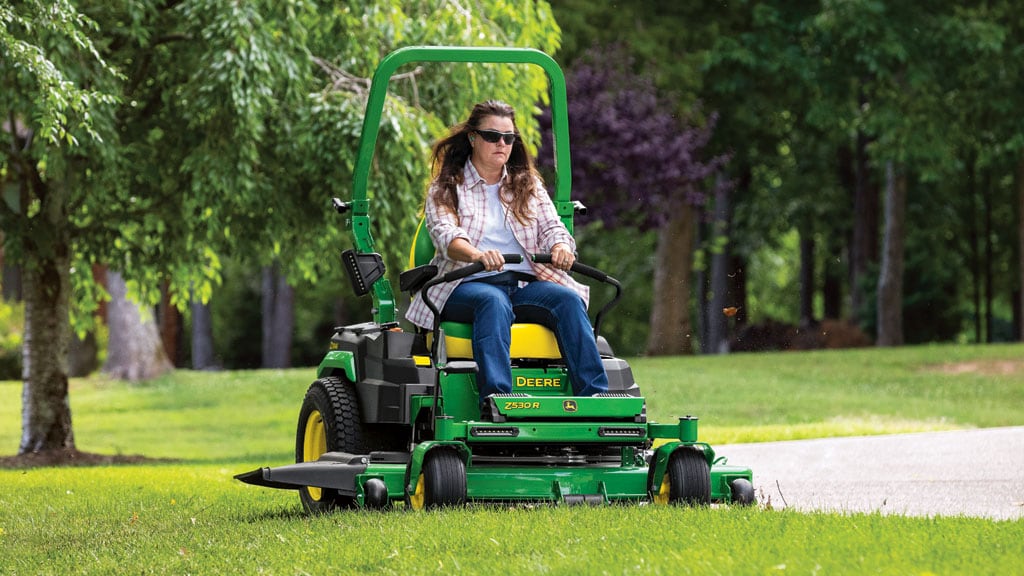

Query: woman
left=405, top=100, right=608, bottom=408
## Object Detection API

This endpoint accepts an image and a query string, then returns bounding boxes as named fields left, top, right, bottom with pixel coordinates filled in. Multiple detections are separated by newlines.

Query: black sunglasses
left=475, top=129, right=517, bottom=145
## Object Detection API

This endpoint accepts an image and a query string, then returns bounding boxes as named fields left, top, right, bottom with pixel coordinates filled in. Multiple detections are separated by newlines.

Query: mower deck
left=237, top=448, right=753, bottom=506
left=237, top=394, right=753, bottom=507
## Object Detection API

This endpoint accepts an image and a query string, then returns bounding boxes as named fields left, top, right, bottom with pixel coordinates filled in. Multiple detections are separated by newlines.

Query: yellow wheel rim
left=303, top=410, right=327, bottom=501
left=652, top=473, right=670, bottom=506
left=408, top=474, right=425, bottom=511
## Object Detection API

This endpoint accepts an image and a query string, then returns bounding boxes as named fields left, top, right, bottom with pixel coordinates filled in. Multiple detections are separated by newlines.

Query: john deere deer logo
left=562, top=400, right=578, bottom=412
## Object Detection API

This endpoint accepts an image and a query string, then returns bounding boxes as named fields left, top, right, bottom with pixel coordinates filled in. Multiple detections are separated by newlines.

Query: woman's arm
left=447, top=237, right=506, bottom=271
left=425, top=184, right=468, bottom=261
left=426, top=182, right=505, bottom=270
left=532, top=179, right=576, bottom=255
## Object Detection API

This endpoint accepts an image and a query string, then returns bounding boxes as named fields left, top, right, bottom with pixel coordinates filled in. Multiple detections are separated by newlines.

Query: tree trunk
left=967, top=155, right=982, bottom=343
left=191, top=297, right=219, bottom=370
left=646, top=202, right=697, bottom=355
left=2, top=183, right=25, bottom=301
left=1, top=244, right=22, bottom=301
left=876, top=161, right=906, bottom=346
left=823, top=236, right=843, bottom=319
left=983, top=167, right=994, bottom=343
left=103, top=271, right=174, bottom=381
left=261, top=265, right=274, bottom=365
left=1018, top=153, right=1024, bottom=341
left=850, top=128, right=878, bottom=325
left=694, top=211, right=708, bottom=352
left=799, top=228, right=815, bottom=327
left=1013, top=289, right=1021, bottom=342
left=68, top=264, right=105, bottom=377
left=707, top=184, right=732, bottom=354
left=159, top=282, right=182, bottom=367
left=729, top=253, right=748, bottom=327
left=68, top=331, right=98, bottom=377
left=270, top=272, right=294, bottom=367
left=19, top=178, right=74, bottom=455
left=261, top=263, right=295, bottom=368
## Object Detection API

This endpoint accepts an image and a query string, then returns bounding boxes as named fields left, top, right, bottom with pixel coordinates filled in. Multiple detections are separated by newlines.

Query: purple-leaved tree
left=538, top=46, right=729, bottom=355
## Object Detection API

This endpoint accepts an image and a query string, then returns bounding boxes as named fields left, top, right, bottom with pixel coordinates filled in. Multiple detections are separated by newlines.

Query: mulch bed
left=0, top=448, right=177, bottom=469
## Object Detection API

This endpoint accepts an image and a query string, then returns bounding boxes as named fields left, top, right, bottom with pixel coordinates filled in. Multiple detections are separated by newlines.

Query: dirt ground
left=926, top=359, right=1024, bottom=375
left=0, top=448, right=173, bottom=469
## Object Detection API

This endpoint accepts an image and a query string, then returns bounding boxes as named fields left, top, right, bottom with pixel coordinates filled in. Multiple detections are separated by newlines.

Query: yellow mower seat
left=437, top=321, right=562, bottom=360
left=410, top=218, right=562, bottom=360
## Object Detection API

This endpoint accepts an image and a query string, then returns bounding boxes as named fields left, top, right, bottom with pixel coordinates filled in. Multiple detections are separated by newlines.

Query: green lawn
left=3, top=468, right=1020, bottom=575
left=1, top=343, right=1022, bottom=574
left=640, top=342, right=1024, bottom=443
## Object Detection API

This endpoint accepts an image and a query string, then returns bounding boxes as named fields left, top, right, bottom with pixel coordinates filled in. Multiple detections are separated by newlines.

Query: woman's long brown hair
left=429, top=100, right=539, bottom=225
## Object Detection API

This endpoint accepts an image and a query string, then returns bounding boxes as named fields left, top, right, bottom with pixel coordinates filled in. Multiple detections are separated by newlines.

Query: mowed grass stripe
left=1, top=343, right=1022, bottom=573
left=2, top=464, right=1022, bottom=575
left=5, top=343, right=1020, bottom=457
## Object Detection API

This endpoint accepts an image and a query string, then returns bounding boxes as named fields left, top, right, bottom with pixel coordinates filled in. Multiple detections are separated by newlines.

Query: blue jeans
left=441, top=274, right=609, bottom=403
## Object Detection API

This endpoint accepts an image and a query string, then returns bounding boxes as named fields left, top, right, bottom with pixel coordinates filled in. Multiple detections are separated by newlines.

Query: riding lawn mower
left=235, top=46, right=754, bottom=511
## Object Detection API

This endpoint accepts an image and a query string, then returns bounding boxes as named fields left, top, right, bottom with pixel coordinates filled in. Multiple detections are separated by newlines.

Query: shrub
left=0, top=299, right=23, bottom=380
left=731, top=318, right=872, bottom=352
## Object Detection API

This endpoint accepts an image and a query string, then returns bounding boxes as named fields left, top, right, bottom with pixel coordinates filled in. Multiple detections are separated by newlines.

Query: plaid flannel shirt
left=404, top=161, right=588, bottom=329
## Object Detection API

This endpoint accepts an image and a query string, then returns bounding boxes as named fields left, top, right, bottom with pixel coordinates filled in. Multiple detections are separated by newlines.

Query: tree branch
left=0, top=182, right=19, bottom=224
left=6, top=109, right=18, bottom=157
left=311, top=56, right=371, bottom=94
left=153, top=32, right=191, bottom=46
left=5, top=110, right=35, bottom=184
left=311, top=56, right=423, bottom=106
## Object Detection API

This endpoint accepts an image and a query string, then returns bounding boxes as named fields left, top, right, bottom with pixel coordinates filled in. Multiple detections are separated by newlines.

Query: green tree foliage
left=2, top=0, right=122, bottom=455
left=1, top=0, right=561, bottom=454
left=550, top=1, right=1024, bottom=348
left=806, top=1, right=1023, bottom=342
left=536, top=45, right=727, bottom=355
left=0, top=0, right=120, bottom=145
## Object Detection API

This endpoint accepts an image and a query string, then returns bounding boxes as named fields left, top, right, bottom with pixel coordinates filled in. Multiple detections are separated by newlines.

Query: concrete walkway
left=714, top=426, right=1024, bottom=520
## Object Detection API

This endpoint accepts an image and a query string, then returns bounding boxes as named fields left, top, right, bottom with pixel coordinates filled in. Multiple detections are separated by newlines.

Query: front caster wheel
left=407, top=449, right=466, bottom=510
left=729, top=478, right=756, bottom=506
left=653, top=448, right=711, bottom=506
left=363, top=478, right=390, bottom=509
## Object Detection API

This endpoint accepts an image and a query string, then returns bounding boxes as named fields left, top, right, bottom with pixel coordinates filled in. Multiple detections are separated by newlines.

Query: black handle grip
left=570, top=261, right=608, bottom=282
left=532, top=254, right=608, bottom=282
left=441, top=262, right=484, bottom=282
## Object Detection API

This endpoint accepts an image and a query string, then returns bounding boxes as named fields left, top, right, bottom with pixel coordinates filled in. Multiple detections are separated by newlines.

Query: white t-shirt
left=470, top=182, right=533, bottom=278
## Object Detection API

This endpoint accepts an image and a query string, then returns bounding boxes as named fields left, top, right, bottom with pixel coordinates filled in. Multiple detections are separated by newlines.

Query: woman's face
left=470, top=115, right=515, bottom=175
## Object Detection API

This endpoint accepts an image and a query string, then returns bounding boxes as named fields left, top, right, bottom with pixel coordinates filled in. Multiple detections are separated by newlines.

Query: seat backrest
left=409, top=218, right=436, bottom=269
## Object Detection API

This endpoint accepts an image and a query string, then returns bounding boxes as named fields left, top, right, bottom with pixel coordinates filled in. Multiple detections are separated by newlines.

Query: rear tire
left=407, top=449, right=466, bottom=510
left=295, top=377, right=365, bottom=513
left=665, top=448, right=711, bottom=506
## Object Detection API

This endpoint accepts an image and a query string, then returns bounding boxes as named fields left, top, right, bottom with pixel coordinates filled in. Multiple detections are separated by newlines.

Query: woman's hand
left=448, top=238, right=504, bottom=271
left=475, top=248, right=505, bottom=271
left=550, top=243, right=575, bottom=271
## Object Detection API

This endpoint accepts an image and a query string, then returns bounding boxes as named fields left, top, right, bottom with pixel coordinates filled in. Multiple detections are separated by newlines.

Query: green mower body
left=235, top=46, right=754, bottom=510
